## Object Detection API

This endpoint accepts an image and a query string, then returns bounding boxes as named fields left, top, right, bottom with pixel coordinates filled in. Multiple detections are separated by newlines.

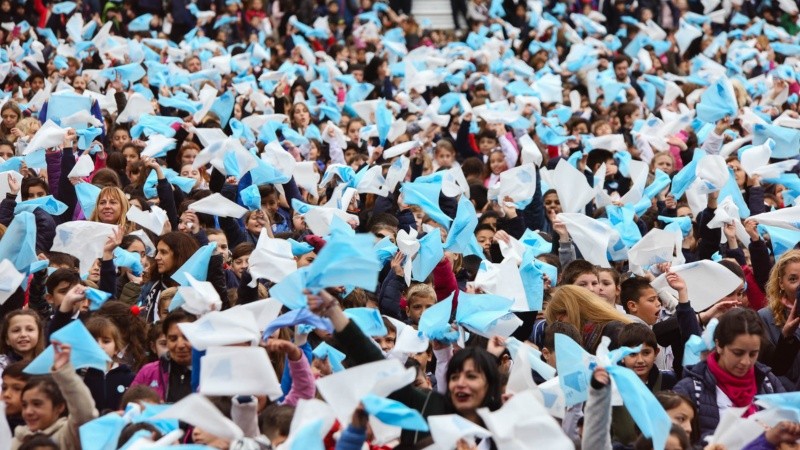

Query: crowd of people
left=0, top=0, right=800, bottom=449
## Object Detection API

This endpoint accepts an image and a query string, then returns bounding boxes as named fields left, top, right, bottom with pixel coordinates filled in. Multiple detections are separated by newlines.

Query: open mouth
left=453, top=392, right=471, bottom=402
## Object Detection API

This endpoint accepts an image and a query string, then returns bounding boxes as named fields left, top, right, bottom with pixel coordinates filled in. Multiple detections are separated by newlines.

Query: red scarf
left=707, top=352, right=758, bottom=416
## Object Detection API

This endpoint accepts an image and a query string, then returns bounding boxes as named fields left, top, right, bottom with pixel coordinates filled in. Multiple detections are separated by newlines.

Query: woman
left=758, top=249, right=800, bottom=391
left=130, top=310, right=195, bottom=403
left=0, top=101, right=21, bottom=142
left=11, top=343, right=98, bottom=450
left=90, top=186, right=130, bottom=229
left=544, top=285, right=632, bottom=353
left=137, top=232, right=199, bottom=323
left=310, top=290, right=503, bottom=448
left=673, top=308, right=785, bottom=439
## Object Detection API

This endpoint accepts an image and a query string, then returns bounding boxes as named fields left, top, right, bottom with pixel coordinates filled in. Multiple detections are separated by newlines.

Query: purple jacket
left=131, top=359, right=169, bottom=400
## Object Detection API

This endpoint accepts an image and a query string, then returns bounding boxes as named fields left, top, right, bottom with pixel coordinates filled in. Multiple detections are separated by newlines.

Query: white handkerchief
left=0, top=171, right=23, bottom=200
left=383, top=140, right=420, bottom=159
left=67, top=153, right=94, bottom=178
left=176, top=273, right=222, bottom=316
left=51, top=221, right=117, bottom=274
left=707, top=406, right=765, bottom=450
left=189, top=193, right=247, bottom=218
left=60, top=109, right=102, bottom=128
left=518, top=134, right=543, bottom=167
left=294, top=161, right=321, bottom=198
left=628, top=228, right=681, bottom=275
left=426, top=415, right=492, bottom=450
left=26, top=120, right=68, bottom=154
left=553, top=159, right=594, bottom=213
left=0, top=259, right=25, bottom=305
left=126, top=205, right=168, bottom=235
left=116, top=93, right=154, bottom=123
left=178, top=307, right=260, bottom=350
left=153, top=394, right=244, bottom=441
left=651, top=260, right=743, bottom=311
left=193, top=85, right=219, bottom=124
left=200, top=346, right=283, bottom=399
left=749, top=204, right=800, bottom=232
left=557, top=213, right=619, bottom=268
left=396, top=229, right=420, bottom=286
left=141, top=134, right=177, bottom=158
left=588, top=134, right=627, bottom=152
left=248, top=230, right=297, bottom=286
left=478, top=389, right=575, bottom=449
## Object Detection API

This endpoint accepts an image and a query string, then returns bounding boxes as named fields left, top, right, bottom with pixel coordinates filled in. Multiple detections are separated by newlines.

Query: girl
left=11, top=342, right=98, bottom=450
left=484, top=150, right=508, bottom=188
left=82, top=316, right=135, bottom=412
left=309, top=290, right=504, bottom=448
left=0, top=311, right=45, bottom=370
left=130, top=310, right=195, bottom=403
left=179, top=163, right=207, bottom=190
left=544, top=285, right=632, bottom=353
left=651, top=152, right=676, bottom=176
left=177, top=143, right=200, bottom=168
left=0, top=101, right=21, bottom=142
left=96, top=301, right=149, bottom=371
left=108, top=127, right=131, bottom=154
left=597, top=267, right=623, bottom=309
left=656, top=391, right=699, bottom=445
left=673, top=308, right=785, bottom=439
left=121, top=143, right=142, bottom=166
left=138, top=232, right=200, bottom=323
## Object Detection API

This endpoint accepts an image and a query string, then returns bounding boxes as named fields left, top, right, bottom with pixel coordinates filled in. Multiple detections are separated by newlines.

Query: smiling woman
left=89, top=186, right=130, bottom=230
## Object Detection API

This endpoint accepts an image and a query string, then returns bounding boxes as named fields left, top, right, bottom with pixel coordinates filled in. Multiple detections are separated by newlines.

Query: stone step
left=412, top=0, right=455, bottom=30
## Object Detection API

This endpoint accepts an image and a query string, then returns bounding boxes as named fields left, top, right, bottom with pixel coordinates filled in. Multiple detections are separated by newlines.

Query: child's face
left=596, top=272, right=619, bottom=306
left=96, top=334, right=117, bottom=359
left=475, top=229, right=495, bottom=252
left=543, top=193, right=561, bottom=215
left=435, top=148, right=454, bottom=169
left=627, top=287, right=661, bottom=325
left=489, top=152, right=506, bottom=175
left=2, top=375, right=26, bottom=415
left=654, top=154, right=674, bottom=175
left=478, top=137, right=496, bottom=154
left=46, top=281, right=76, bottom=308
left=262, top=193, right=280, bottom=218
left=151, top=333, right=168, bottom=358
left=666, top=401, right=694, bottom=440
left=573, top=273, right=600, bottom=295
left=406, top=295, right=435, bottom=325
left=604, top=158, right=618, bottom=177
left=622, top=344, right=658, bottom=380
left=664, top=434, right=684, bottom=450
left=374, top=331, right=396, bottom=353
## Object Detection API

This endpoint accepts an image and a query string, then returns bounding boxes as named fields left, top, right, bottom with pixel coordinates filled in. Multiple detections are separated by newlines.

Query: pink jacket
left=131, top=359, right=168, bottom=400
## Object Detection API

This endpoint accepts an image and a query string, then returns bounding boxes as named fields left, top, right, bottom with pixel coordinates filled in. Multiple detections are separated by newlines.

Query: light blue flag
left=412, top=228, right=444, bottom=282
left=158, top=94, right=200, bottom=114
left=230, top=119, right=256, bottom=145
left=344, top=307, right=388, bottom=337
left=376, top=99, right=392, bottom=146
left=312, top=342, right=346, bottom=372
left=52, top=1, right=77, bottom=14
left=507, top=336, right=556, bottom=380
left=142, top=170, right=160, bottom=199
left=373, top=236, right=398, bottom=264
left=670, top=155, right=702, bottom=199
left=455, top=292, right=516, bottom=336
left=639, top=80, right=657, bottom=111
left=535, top=123, right=575, bottom=146
left=361, top=394, right=430, bottom=431
left=0, top=156, right=23, bottom=172
left=400, top=182, right=452, bottom=229
left=519, top=249, right=555, bottom=311
left=128, top=14, right=153, bottom=32
left=607, top=205, right=641, bottom=248
left=683, top=318, right=718, bottom=366
left=113, top=247, right=143, bottom=276
left=519, top=229, right=552, bottom=257
left=14, top=195, right=68, bottom=216
left=130, top=403, right=179, bottom=434
left=171, top=242, right=217, bottom=286
left=76, top=127, right=103, bottom=150
left=210, top=90, right=235, bottom=127
left=443, top=196, right=482, bottom=256
left=262, top=308, right=334, bottom=341
left=718, top=168, right=751, bottom=218
left=607, top=365, right=671, bottom=450
left=102, top=63, right=146, bottom=85
left=643, top=169, right=671, bottom=199
left=47, top=93, right=92, bottom=128
left=555, top=333, right=593, bottom=406
left=0, top=211, right=38, bottom=273
left=601, top=81, right=631, bottom=108
left=614, top=150, right=633, bottom=178
left=696, top=79, right=738, bottom=123
left=251, top=158, right=292, bottom=185
left=288, top=238, right=315, bottom=257
left=25, top=320, right=112, bottom=374
left=86, top=288, right=112, bottom=311
left=130, top=115, right=181, bottom=139
left=759, top=224, right=800, bottom=257
left=305, top=233, right=382, bottom=292
left=290, top=419, right=324, bottom=450
left=36, top=27, right=59, bottom=47
left=79, top=413, right=127, bottom=450
left=23, top=148, right=46, bottom=170
left=505, top=80, right=537, bottom=97
left=240, top=184, right=261, bottom=211
left=755, top=392, right=800, bottom=417
left=418, top=292, right=458, bottom=343
left=753, top=123, right=800, bottom=159
left=658, top=215, right=693, bottom=237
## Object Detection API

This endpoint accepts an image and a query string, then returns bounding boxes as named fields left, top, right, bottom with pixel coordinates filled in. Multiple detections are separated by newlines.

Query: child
left=656, top=391, right=698, bottom=445
left=620, top=276, right=662, bottom=326
left=484, top=150, right=508, bottom=188
left=0, top=311, right=45, bottom=370
left=82, top=316, right=135, bottom=412
left=541, top=321, right=584, bottom=441
left=632, top=424, right=691, bottom=450
left=433, top=139, right=456, bottom=170
left=404, top=284, right=436, bottom=327
left=259, top=404, right=294, bottom=447
left=597, top=267, right=623, bottom=310
left=560, top=260, right=601, bottom=296
left=611, top=323, right=677, bottom=445
left=373, top=317, right=397, bottom=353
left=2, top=361, right=30, bottom=431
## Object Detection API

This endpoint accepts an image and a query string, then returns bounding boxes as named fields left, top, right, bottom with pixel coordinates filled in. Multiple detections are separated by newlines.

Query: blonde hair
left=766, top=250, right=800, bottom=327
left=544, top=285, right=632, bottom=331
left=89, top=186, right=130, bottom=229
left=406, top=283, right=436, bottom=306
left=16, top=117, right=41, bottom=136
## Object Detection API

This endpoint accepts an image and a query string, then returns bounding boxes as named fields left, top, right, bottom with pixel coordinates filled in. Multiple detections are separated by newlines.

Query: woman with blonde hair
left=758, top=249, right=800, bottom=391
left=89, top=186, right=130, bottom=230
left=545, top=285, right=633, bottom=352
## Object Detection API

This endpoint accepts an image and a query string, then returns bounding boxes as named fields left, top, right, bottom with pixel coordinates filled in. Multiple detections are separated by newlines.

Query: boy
left=612, top=323, right=677, bottom=445
left=2, top=361, right=30, bottom=431
left=541, top=321, right=583, bottom=441
left=404, top=284, right=436, bottom=327
left=620, top=276, right=662, bottom=326
left=561, top=260, right=601, bottom=296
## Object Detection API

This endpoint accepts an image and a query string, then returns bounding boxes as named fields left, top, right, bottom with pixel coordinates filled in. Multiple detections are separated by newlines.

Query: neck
left=461, top=410, right=480, bottom=425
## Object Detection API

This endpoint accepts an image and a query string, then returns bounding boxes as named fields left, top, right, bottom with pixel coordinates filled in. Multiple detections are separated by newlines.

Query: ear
left=653, top=346, right=660, bottom=356
left=626, top=299, right=638, bottom=313
left=44, top=293, right=53, bottom=305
